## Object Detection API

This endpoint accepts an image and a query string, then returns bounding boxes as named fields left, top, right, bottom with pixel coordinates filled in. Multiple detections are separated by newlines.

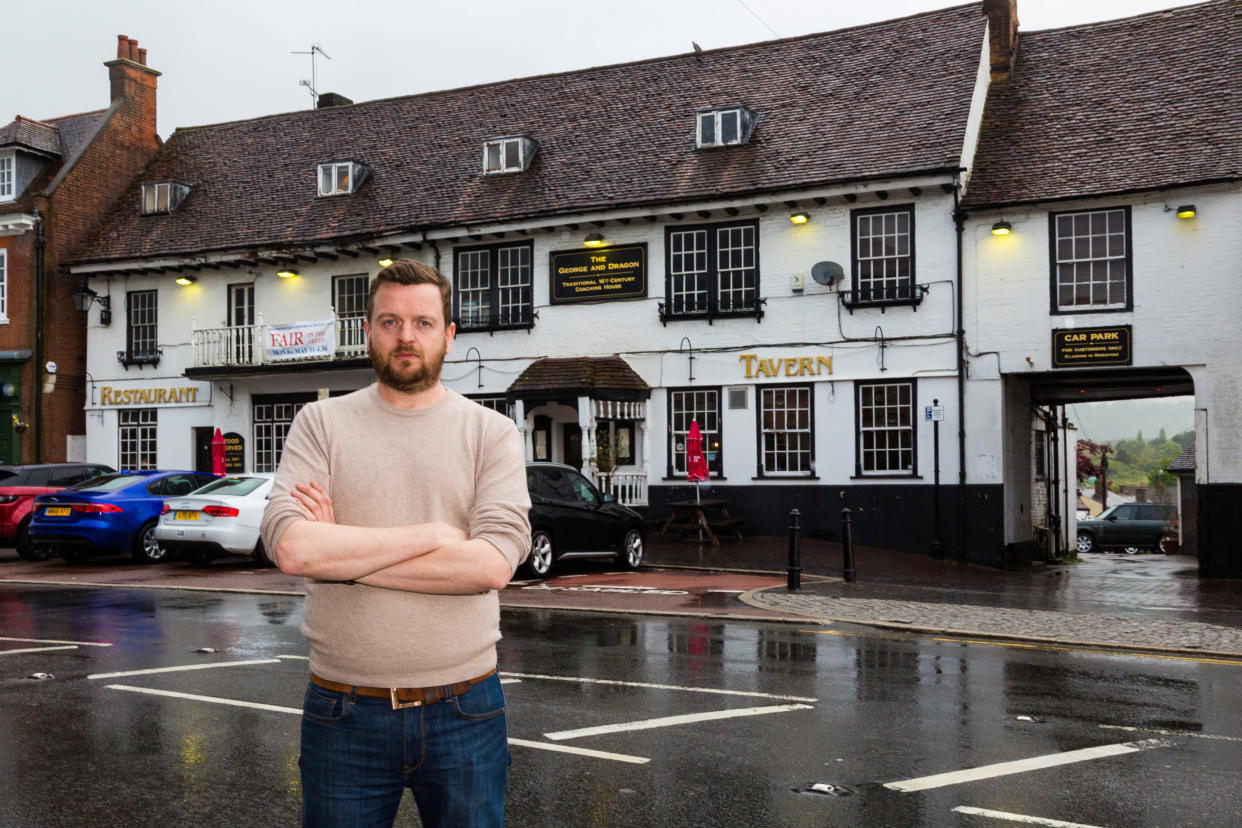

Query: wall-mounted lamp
left=377, top=258, right=394, bottom=268
left=1175, top=204, right=1196, bottom=219
left=789, top=211, right=810, bottom=225
left=991, top=221, right=1012, bottom=236
left=583, top=233, right=605, bottom=247
left=69, top=282, right=112, bottom=325
left=276, top=269, right=298, bottom=279
left=175, top=275, right=197, bottom=286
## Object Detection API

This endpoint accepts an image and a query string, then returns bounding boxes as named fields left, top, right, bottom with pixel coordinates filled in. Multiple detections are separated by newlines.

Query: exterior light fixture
left=583, top=233, right=605, bottom=247
left=175, top=275, right=197, bottom=286
left=276, top=269, right=298, bottom=279
left=1176, top=205, right=1196, bottom=219
left=789, top=212, right=809, bottom=225
left=991, top=221, right=1012, bottom=236
left=377, top=258, right=395, bottom=268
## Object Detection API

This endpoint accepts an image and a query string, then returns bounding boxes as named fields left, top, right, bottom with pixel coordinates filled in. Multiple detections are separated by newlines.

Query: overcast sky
left=9, top=0, right=1197, bottom=138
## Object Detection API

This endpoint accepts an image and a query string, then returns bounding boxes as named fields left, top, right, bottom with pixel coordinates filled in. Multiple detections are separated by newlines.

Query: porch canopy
left=507, top=356, right=650, bottom=403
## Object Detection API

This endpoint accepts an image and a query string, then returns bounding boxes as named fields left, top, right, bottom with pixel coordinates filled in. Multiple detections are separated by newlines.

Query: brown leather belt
left=310, top=668, right=497, bottom=709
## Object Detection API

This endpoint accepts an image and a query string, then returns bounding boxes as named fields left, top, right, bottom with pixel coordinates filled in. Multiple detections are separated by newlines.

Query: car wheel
left=252, top=540, right=273, bottom=567
left=617, top=528, right=644, bottom=570
left=131, top=521, right=168, bottom=564
left=186, top=549, right=214, bottom=566
left=1123, top=546, right=1140, bottom=555
left=524, top=530, right=554, bottom=578
left=59, top=548, right=91, bottom=563
left=1076, top=532, right=1095, bottom=554
left=15, top=519, right=53, bottom=561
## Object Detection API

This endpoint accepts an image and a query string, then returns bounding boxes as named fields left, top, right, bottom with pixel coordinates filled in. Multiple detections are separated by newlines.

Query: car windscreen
left=190, top=477, right=267, bottom=497
left=62, top=474, right=144, bottom=493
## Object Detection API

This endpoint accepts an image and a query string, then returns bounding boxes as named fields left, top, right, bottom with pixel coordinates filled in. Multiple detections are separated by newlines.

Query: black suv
left=524, top=463, right=645, bottom=577
left=1076, top=502, right=1176, bottom=554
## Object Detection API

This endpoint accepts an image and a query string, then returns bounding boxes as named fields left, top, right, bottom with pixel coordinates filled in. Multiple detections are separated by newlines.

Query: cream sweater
left=260, top=385, right=531, bottom=687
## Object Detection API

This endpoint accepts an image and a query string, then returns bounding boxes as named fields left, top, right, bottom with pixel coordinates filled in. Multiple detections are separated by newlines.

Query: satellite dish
left=811, top=261, right=844, bottom=287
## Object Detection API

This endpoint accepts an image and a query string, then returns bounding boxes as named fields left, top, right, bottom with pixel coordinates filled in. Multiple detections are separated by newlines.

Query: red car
left=0, top=463, right=115, bottom=560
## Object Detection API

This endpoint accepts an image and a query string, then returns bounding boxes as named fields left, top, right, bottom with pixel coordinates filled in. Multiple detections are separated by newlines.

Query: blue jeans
left=299, top=673, right=510, bottom=827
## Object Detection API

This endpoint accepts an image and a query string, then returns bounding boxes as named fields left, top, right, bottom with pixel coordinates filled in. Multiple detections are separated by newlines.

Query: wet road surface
left=3, top=584, right=1241, bottom=826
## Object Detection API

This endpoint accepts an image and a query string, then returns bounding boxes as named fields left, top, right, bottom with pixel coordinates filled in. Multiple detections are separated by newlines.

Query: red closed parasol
left=686, top=420, right=709, bottom=483
left=211, top=428, right=226, bottom=475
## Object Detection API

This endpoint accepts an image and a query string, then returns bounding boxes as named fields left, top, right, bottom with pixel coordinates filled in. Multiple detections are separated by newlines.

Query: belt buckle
left=390, top=688, right=423, bottom=710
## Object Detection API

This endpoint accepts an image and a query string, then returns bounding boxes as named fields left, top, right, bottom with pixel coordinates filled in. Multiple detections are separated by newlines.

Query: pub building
left=66, top=0, right=1242, bottom=575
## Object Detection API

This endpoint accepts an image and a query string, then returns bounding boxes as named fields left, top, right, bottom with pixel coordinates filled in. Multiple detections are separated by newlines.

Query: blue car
left=30, top=470, right=219, bottom=564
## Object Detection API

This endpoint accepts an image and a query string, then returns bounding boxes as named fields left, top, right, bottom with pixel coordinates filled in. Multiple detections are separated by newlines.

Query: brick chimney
left=105, top=34, right=160, bottom=144
left=983, top=0, right=1018, bottom=80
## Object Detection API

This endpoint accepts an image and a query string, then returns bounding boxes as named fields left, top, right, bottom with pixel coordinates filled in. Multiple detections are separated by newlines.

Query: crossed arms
left=273, top=481, right=514, bottom=594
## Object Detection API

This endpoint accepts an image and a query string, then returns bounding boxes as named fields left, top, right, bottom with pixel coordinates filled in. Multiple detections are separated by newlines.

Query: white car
left=156, top=474, right=275, bottom=566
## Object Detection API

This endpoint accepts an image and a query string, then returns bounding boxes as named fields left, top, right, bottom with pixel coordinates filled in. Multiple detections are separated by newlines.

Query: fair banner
left=266, top=320, right=335, bottom=361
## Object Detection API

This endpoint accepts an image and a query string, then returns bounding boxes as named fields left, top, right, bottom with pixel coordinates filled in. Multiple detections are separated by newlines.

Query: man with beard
left=261, top=259, right=531, bottom=828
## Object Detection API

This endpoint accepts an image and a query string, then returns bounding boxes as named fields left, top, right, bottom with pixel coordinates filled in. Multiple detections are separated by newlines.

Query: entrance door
left=193, top=427, right=214, bottom=473
left=562, top=423, right=582, bottom=470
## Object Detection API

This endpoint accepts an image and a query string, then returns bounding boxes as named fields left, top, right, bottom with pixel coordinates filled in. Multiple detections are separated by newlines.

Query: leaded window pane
left=858, top=382, right=914, bottom=474
left=1052, top=208, right=1127, bottom=309
left=760, top=386, right=812, bottom=474
left=669, top=389, right=721, bottom=475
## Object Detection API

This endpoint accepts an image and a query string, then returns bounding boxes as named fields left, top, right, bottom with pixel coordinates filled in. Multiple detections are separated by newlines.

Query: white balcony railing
left=192, top=315, right=368, bottom=368
left=593, top=472, right=647, bottom=507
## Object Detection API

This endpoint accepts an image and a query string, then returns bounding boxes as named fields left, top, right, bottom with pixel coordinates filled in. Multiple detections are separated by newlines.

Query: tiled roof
left=46, top=110, right=108, bottom=161
left=74, top=4, right=986, bottom=263
left=509, top=357, right=650, bottom=400
left=0, top=116, right=62, bottom=156
left=964, top=1, right=1241, bottom=209
left=1167, top=442, right=1195, bottom=473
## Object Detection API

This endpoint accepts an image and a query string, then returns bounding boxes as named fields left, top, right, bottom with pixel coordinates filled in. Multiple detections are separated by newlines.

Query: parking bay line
left=500, top=671, right=816, bottom=703
left=105, top=684, right=649, bottom=764
left=884, top=740, right=1166, bottom=793
left=89, top=658, right=282, bottom=680
left=545, top=703, right=814, bottom=741
left=0, top=645, right=79, bottom=656
left=0, top=635, right=111, bottom=647
left=952, top=806, right=1103, bottom=827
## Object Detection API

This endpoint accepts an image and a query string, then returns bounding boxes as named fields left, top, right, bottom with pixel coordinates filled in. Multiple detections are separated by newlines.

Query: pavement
left=2, top=535, right=1240, bottom=658
left=644, top=535, right=1242, bottom=658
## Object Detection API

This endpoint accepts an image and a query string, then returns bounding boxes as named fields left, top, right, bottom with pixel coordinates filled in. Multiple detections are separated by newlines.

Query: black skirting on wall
left=648, top=482, right=1007, bottom=569
left=1197, top=483, right=1242, bottom=578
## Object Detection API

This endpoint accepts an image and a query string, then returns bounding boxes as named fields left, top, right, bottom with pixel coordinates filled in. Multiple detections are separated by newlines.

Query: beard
left=370, top=339, right=446, bottom=394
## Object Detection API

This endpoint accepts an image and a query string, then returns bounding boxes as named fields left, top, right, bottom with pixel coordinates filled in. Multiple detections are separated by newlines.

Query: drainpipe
left=33, top=210, right=46, bottom=463
left=952, top=179, right=967, bottom=562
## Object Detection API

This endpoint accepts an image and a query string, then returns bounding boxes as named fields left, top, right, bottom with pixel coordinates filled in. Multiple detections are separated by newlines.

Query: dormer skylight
left=317, top=160, right=370, bottom=196
left=140, top=181, right=191, bottom=215
left=695, top=105, right=756, bottom=149
left=483, top=136, right=536, bottom=174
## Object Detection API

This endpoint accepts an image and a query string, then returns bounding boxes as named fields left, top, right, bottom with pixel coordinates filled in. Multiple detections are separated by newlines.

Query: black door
left=562, top=424, right=582, bottom=470
left=193, top=427, right=214, bottom=473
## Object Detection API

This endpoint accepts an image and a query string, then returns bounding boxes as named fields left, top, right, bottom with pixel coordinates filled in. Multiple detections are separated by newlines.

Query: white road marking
left=508, top=738, right=649, bottom=764
left=1099, top=723, right=1242, bottom=743
left=88, top=658, right=282, bottom=680
left=545, top=703, right=814, bottom=741
left=500, top=678, right=522, bottom=685
left=499, top=671, right=817, bottom=703
left=884, top=740, right=1164, bottom=792
left=706, top=589, right=746, bottom=594
left=0, top=635, right=111, bottom=647
left=107, top=684, right=303, bottom=714
left=277, top=654, right=309, bottom=660
left=952, top=806, right=1104, bottom=827
left=0, top=645, right=79, bottom=656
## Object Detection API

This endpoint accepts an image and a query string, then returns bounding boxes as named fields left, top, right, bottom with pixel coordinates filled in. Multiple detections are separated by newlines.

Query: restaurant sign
left=96, top=380, right=211, bottom=407
left=1051, top=325, right=1132, bottom=368
left=549, top=244, right=647, bottom=304
left=223, top=432, right=245, bottom=473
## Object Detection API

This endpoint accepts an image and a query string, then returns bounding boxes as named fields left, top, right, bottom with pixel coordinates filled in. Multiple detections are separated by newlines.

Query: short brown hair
left=367, top=259, right=452, bottom=324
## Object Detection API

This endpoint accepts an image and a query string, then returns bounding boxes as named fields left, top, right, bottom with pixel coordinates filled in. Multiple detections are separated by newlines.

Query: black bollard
left=787, top=507, right=802, bottom=591
left=841, top=507, right=856, bottom=583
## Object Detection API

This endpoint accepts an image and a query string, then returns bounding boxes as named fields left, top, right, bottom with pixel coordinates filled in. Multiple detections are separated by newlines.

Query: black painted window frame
left=847, top=204, right=921, bottom=309
left=666, top=386, right=723, bottom=479
left=1048, top=205, right=1133, bottom=314
left=452, top=240, right=535, bottom=333
left=661, top=219, right=762, bottom=323
left=754, top=382, right=816, bottom=478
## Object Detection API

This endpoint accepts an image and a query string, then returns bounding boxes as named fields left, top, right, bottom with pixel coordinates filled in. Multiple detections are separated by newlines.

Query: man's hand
left=292, top=481, right=335, bottom=523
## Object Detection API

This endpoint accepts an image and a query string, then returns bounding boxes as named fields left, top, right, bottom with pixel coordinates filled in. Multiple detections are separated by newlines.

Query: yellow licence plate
left=44, top=507, right=71, bottom=517
left=175, top=511, right=200, bottom=520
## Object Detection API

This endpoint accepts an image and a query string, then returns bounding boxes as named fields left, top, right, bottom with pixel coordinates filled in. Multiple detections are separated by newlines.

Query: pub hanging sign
left=549, top=243, right=647, bottom=304
left=1051, top=325, right=1132, bottom=368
